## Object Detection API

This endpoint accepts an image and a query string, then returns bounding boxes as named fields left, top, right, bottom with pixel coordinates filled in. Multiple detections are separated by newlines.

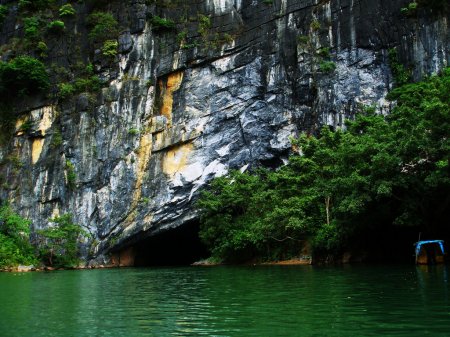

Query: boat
left=414, top=240, right=445, bottom=265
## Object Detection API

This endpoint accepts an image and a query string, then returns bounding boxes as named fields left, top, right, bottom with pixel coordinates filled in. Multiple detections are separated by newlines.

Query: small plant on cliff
left=58, top=82, right=75, bottom=99
left=36, top=41, right=48, bottom=58
left=319, top=61, right=336, bottom=73
left=35, top=214, right=87, bottom=268
left=59, top=3, right=76, bottom=17
left=87, top=11, right=119, bottom=43
left=310, top=19, right=321, bottom=31
left=23, top=16, right=41, bottom=38
left=388, top=48, right=411, bottom=86
left=47, top=20, right=65, bottom=34
left=128, top=128, right=140, bottom=136
left=150, top=15, right=176, bottom=32
left=101, top=39, right=118, bottom=58
left=197, top=14, right=211, bottom=39
left=65, top=160, right=76, bottom=189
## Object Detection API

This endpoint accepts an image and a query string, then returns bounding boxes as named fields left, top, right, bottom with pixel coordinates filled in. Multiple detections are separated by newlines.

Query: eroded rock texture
left=0, top=0, right=448, bottom=262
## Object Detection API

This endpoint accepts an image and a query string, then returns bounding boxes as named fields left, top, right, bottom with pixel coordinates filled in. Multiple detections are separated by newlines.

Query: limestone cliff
left=0, top=0, right=448, bottom=263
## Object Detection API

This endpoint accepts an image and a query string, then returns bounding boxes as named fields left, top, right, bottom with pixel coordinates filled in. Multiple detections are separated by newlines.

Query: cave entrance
left=132, top=220, right=208, bottom=267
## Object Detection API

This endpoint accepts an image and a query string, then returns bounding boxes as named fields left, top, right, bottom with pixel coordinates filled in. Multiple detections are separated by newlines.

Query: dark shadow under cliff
left=133, top=220, right=208, bottom=266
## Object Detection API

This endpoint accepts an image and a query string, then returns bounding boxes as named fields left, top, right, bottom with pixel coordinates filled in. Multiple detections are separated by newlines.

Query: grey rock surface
left=0, top=0, right=448, bottom=261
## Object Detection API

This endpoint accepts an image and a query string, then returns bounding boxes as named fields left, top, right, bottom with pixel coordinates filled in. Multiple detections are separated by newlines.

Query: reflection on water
left=0, top=265, right=449, bottom=336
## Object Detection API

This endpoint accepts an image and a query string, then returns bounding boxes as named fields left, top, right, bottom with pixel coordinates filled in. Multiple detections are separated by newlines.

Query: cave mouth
left=133, top=220, right=209, bottom=267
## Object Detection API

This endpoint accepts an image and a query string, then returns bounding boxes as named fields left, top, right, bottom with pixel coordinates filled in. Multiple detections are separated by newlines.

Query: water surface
left=0, top=265, right=449, bottom=336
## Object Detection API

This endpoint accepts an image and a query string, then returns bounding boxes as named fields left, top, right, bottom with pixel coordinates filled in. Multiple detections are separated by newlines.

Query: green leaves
left=35, top=214, right=87, bottom=268
left=0, top=56, right=50, bottom=100
left=0, top=205, right=36, bottom=268
left=87, top=11, right=118, bottom=43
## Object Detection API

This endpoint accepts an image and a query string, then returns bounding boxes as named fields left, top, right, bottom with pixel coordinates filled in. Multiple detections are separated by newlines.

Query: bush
left=23, top=16, right=40, bottom=38
left=59, top=4, right=76, bottom=17
left=47, top=20, right=65, bottom=33
left=319, top=61, right=336, bottom=73
left=58, top=82, right=75, bottom=99
left=87, top=11, right=118, bottom=43
left=151, top=15, right=176, bottom=31
left=73, top=75, right=103, bottom=92
left=0, top=56, right=50, bottom=100
left=102, top=39, right=118, bottom=58
left=35, top=214, right=87, bottom=268
left=36, top=41, right=48, bottom=57
left=0, top=205, right=37, bottom=268
left=65, top=160, right=76, bottom=189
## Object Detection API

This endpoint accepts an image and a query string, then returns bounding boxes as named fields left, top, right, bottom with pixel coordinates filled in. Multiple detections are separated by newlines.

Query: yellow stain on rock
left=15, top=116, right=28, bottom=135
left=162, top=142, right=193, bottom=176
left=120, top=132, right=153, bottom=230
left=31, top=138, right=45, bottom=164
left=37, top=106, right=54, bottom=136
left=134, top=132, right=152, bottom=195
left=159, top=71, right=183, bottom=127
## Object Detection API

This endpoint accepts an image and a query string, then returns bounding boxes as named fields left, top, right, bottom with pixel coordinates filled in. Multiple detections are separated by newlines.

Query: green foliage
left=198, top=14, right=211, bottom=38
left=151, top=15, right=176, bottom=31
left=0, top=5, right=9, bottom=25
left=35, top=214, right=87, bottom=268
left=310, top=19, right=321, bottom=31
left=297, top=35, right=309, bottom=45
left=74, top=75, right=102, bottom=92
left=36, top=41, right=48, bottom=57
left=128, top=128, right=139, bottom=136
left=101, top=39, right=118, bottom=58
left=47, top=20, right=65, bottom=33
left=58, top=82, right=75, bottom=99
left=59, top=3, right=76, bottom=17
left=317, top=47, right=330, bottom=58
left=57, top=72, right=102, bottom=100
left=23, top=16, right=41, bottom=38
left=198, top=68, right=450, bottom=262
left=0, top=56, right=50, bottom=100
left=388, top=48, right=411, bottom=86
left=0, top=205, right=37, bottom=268
left=65, top=160, right=76, bottom=189
left=177, top=30, right=187, bottom=43
left=402, top=2, right=418, bottom=13
left=87, top=11, right=119, bottom=43
left=319, top=61, right=336, bottom=73
left=50, top=130, right=63, bottom=148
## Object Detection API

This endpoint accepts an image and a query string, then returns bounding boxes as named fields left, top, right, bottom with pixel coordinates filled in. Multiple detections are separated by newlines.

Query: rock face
left=0, top=0, right=448, bottom=263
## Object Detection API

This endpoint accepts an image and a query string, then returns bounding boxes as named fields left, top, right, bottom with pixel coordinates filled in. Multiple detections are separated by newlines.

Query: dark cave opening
left=133, top=220, right=209, bottom=267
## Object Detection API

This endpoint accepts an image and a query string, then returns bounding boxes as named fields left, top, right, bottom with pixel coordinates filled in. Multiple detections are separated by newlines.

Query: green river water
left=0, top=265, right=449, bottom=336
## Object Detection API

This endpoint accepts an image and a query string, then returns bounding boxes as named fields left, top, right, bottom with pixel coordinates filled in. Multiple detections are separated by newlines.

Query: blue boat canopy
left=415, top=240, right=445, bottom=256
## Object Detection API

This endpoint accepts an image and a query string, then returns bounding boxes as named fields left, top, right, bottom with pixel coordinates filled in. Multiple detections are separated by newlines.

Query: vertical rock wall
left=0, top=0, right=448, bottom=262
